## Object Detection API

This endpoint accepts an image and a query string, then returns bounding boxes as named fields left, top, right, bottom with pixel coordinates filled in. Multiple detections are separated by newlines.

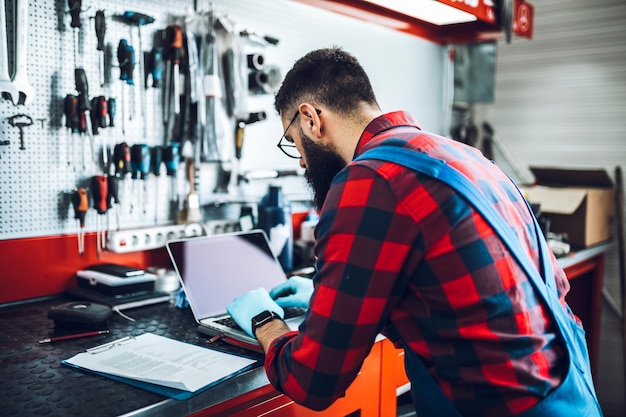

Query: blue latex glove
left=226, top=287, right=284, bottom=338
left=270, top=276, right=314, bottom=309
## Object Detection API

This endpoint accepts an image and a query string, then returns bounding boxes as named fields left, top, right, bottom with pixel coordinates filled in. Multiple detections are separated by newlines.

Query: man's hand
left=270, top=276, right=314, bottom=308
left=226, top=288, right=284, bottom=338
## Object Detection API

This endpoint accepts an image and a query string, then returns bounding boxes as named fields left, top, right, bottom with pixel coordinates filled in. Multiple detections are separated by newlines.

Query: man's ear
left=298, top=103, right=322, bottom=138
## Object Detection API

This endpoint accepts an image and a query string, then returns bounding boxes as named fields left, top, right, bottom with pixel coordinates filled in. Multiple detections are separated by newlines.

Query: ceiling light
left=362, top=0, right=478, bottom=25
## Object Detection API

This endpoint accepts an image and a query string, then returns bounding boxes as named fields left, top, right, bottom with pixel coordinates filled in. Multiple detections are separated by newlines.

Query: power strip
left=106, top=220, right=241, bottom=253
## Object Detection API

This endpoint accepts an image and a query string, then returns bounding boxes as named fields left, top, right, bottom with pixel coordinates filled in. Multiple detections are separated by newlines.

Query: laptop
left=166, top=230, right=306, bottom=351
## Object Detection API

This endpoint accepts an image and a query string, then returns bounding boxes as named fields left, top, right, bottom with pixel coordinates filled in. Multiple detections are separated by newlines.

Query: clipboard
left=61, top=333, right=261, bottom=400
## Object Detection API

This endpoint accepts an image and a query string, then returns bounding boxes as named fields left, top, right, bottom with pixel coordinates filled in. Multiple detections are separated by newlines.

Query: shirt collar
left=354, top=111, right=421, bottom=158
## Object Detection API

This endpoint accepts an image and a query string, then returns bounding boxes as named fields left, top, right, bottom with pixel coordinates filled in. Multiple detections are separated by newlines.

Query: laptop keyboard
left=216, top=307, right=306, bottom=331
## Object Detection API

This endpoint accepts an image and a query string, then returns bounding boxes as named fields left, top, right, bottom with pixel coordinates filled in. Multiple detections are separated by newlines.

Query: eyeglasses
left=276, top=111, right=301, bottom=159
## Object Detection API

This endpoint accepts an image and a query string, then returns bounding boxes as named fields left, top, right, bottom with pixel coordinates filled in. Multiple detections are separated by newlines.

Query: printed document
left=63, top=333, right=257, bottom=392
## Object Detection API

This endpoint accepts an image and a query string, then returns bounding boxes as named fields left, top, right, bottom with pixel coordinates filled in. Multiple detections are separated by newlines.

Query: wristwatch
left=251, top=310, right=281, bottom=336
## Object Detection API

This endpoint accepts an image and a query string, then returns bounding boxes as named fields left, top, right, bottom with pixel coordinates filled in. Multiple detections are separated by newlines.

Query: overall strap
left=355, top=146, right=600, bottom=409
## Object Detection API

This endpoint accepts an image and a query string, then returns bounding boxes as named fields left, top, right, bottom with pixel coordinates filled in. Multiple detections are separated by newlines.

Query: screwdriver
left=120, top=11, right=155, bottom=137
left=162, top=143, right=180, bottom=219
left=71, top=188, right=89, bottom=255
left=95, top=10, right=106, bottom=87
left=107, top=175, right=120, bottom=230
left=75, top=68, right=95, bottom=171
left=91, top=175, right=108, bottom=256
left=165, top=25, right=183, bottom=116
left=67, top=0, right=82, bottom=68
left=117, top=39, right=135, bottom=132
left=151, top=146, right=162, bottom=223
left=90, top=96, right=108, bottom=169
left=113, top=142, right=130, bottom=213
left=130, top=144, right=151, bottom=214
left=145, top=46, right=165, bottom=135
left=64, top=94, right=79, bottom=170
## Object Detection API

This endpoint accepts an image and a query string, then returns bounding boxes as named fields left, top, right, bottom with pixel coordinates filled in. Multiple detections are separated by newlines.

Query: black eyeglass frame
left=276, top=109, right=322, bottom=159
left=276, top=110, right=301, bottom=159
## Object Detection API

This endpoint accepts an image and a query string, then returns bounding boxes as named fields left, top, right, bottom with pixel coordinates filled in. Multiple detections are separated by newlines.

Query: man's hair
left=274, top=47, right=379, bottom=117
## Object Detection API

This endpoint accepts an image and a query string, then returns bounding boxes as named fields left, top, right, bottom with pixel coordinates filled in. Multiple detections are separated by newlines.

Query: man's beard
left=300, top=129, right=347, bottom=211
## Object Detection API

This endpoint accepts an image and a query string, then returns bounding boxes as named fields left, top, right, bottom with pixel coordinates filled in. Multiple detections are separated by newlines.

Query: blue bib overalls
left=356, top=146, right=603, bottom=417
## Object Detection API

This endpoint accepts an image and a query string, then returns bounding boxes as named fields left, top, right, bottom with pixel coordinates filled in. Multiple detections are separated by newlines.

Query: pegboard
left=0, top=0, right=447, bottom=240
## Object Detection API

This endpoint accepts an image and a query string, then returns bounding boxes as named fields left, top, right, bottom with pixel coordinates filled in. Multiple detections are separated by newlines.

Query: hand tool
left=107, top=97, right=116, bottom=127
left=151, top=145, right=163, bottom=223
left=239, top=29, right=280, bottom=46
left=14, top=0, right=34, bottom=105
left=113, top=142, right=130, bottom=178
left=117, top=39, right=135, bottom=130
left=95, top=10, right=106, bottom=87
left=232, top=112, right=267, bottom=161
left=165, top=25, right=183, bottom=116
left=178, top=157, right=202, bottom=223
left=64, top=94, right=79, bottom=169
left=71, top=188, right=89, bottom=255
left=90, top=96, right=108, bottom=169
left=67, top=0, right=82, bottom=69
left=162, top=143, right=179, bottom=219
left=107, top=175, right=120, bottom=230
left=119, top=12, right=155, bottom=137
left=130, top=144, right=151, bottom=214
left=8, top=113, right=33, bottom=150
left=113, top=142, right=130, bottom=213
left=75, top=68, right=95, bottom=169
left=0, top=0, right=18, bottom=105
left=91, top=175, right=108, bottom=256
left=145, top=46, right=164, bottom=88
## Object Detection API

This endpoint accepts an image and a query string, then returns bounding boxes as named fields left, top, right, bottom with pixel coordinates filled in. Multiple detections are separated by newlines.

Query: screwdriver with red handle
left=71, top=188, right=89, bottom=255
left=91, top=175, right=108, bottom=256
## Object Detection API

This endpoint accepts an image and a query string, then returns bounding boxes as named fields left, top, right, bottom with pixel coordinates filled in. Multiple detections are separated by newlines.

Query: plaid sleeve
left=264, top=162, right=415, bottom=410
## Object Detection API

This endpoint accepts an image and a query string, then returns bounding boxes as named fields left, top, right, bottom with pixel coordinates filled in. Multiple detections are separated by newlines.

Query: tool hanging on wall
left=94, top=10, right=106, bottom=87
left=67, top=0, right=82, bottom=69
left=178, top=157, right=202, bottom=224
left=151, top=146, right=163, bottom=223
left=7, top=114, right=33, bottom=150
left=113, top=142, right=130, bottom=214
left=164, top=25, right=184, bottom=119
left=64, top=94, right=79, bottom=169
left=91, top=175, right=108, bottom=257
left=107, top=175, right=120, bottom=231
left=117, top=12, right=155, bottom=138
left=117, top=39, right=135, bottom=134
left=90, top=96, right=108, bottom=169
left=12, top=0, right=34, bottom=105
left=75, top=68, right=96, bottom=171
left=0, top=0, right=18, bottom=105
left=130, top=144, right=151, bottom=214
left=71, top=188, right=89, bottom=255
left=162, top=142, right=180, bottom=220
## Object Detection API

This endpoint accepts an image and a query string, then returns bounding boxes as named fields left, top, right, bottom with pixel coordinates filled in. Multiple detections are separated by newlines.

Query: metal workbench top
left=0, top=296, right=267, bottom=417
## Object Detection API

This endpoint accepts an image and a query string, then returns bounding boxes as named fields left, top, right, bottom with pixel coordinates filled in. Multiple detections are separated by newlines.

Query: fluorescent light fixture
left=362, top=0, right=478, bottom=25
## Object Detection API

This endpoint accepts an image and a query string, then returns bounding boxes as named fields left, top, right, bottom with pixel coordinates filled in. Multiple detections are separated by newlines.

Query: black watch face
left=253, top=310, right=273, bottom=325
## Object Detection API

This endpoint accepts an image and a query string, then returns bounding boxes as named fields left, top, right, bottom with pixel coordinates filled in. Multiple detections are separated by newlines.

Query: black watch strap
left=251, top=310, right=281, bottom=336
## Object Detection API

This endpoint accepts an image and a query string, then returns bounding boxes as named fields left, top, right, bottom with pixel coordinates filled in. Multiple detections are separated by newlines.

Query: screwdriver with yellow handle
left=71, top=188, right=89, bottom=255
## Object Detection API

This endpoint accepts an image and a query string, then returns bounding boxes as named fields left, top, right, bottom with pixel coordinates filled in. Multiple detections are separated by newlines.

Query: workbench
left=0, top=296, right=405, bottom=417
left=0, top=243, right=609, bottom=417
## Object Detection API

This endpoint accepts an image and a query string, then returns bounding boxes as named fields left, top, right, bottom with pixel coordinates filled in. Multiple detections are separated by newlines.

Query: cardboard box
left=521, top=167, right=615, bottom=248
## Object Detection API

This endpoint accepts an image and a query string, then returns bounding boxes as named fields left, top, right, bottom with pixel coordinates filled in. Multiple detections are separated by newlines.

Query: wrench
left=13, top=0, right=34, bottom=105
left=0, top=0, right=18, bottom=104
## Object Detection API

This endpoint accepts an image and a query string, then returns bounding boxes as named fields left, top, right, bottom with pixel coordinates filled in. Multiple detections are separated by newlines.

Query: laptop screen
left=167, top=230, right=288, bottom=319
